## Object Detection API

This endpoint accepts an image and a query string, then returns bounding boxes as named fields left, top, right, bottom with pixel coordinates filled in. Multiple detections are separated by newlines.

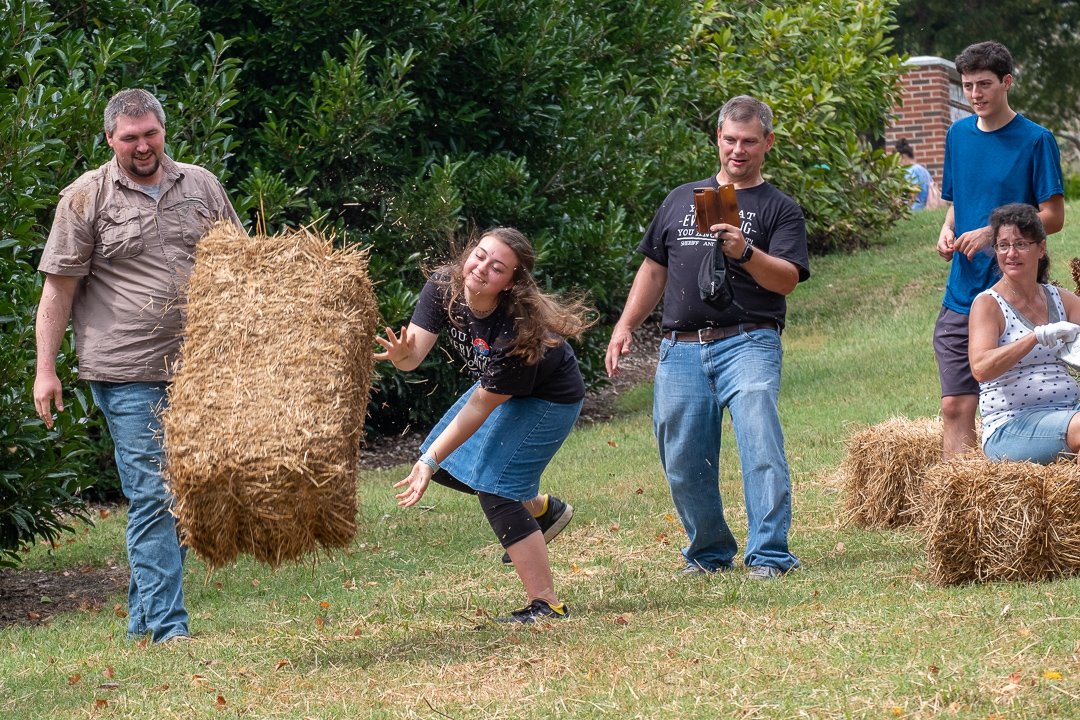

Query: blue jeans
left=653, top=330, right=799, bottom=572
left=90, top=381, right=189, bottom=642
left=983, top=404, right=1080, bottom=464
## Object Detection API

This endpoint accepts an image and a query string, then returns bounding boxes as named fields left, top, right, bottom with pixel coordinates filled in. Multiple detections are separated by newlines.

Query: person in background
left=969, top=203, right=1080, bottom=464
left=605, top=95, right=810, bottom=580
left=895, top=137, right=931, bottom=210
left=375, top=227, right=589, bottom=623
left=34, top=88, right=243, bottom=643
left=934, top=40, right=1065, bottom=460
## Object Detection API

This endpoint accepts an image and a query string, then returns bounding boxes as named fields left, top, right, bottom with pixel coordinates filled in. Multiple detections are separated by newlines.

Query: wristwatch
left=738, top=242, right=754, bottom=263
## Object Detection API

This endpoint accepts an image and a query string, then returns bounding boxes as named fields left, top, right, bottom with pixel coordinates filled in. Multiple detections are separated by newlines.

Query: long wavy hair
left=432, top=227, right=595, bottom=365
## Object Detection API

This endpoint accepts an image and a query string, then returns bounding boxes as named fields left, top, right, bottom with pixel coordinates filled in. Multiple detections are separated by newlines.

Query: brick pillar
left=885, top=56, right=971, bottom=186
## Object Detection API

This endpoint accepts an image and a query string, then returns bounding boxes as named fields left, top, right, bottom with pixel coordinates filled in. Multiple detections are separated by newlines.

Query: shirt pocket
left=97, top=206, right=144, bottom=259
left=165, top=197, right=213, bottom=247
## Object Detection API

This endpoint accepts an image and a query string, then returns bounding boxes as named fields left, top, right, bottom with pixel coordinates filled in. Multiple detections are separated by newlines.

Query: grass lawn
left=3, top=205, right=1080, bottom=719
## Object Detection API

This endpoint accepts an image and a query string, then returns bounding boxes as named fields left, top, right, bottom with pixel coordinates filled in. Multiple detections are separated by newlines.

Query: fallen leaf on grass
left=216, top=695, right=227, bottom=707
left=613, top=615, right=629, bottom=626
left=94, top=699, right=108, bottom=709
left=68, top=674, right=81, bottom=685
left=113, top=604, right=127, bottom=618
left=103, top=667, right=115, bottom=679
left=99, top=509, right=110, bottom=519
left=1043, top=670, right=1063, bottom=681
left=275, top=660, right=290, bottom=671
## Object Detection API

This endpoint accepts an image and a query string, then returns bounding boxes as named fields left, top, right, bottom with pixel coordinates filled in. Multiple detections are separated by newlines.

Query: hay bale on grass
left=840, top=416, right=943, bottom=529
left=164, top=222, right=377, bottom=568
left=920, top=455, right=1080, bottom=585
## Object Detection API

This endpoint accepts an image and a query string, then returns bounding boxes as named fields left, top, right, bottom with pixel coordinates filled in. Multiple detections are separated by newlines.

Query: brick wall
left=885, top=57, right=971, bottom=185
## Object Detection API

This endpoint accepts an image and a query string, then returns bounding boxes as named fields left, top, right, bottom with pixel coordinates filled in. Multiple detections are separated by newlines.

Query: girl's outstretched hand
left=374, top=325, right=413, bottom=364
left=394, top=460, right=433, bottom=507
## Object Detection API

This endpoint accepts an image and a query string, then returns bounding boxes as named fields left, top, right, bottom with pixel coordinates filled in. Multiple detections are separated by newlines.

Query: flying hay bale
left=840, top=416, right=943, bottom=529
left=163, top=222, right=378, bottom=569
left=920, top=455, right=1080, bottom=585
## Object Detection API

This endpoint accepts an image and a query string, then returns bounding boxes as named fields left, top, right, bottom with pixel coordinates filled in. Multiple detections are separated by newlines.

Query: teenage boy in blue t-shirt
left=935, top=40, right=1065, bottom=459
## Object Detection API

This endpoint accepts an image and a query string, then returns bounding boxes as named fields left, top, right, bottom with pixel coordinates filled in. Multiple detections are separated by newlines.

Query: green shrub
left=678, top=0, right=910, bottom=253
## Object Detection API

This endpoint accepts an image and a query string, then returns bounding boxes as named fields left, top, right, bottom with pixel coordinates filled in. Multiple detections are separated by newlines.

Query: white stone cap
left=904, top=56, right=956, bottom=69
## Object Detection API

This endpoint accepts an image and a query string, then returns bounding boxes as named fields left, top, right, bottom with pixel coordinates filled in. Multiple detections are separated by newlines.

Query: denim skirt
left=420, top=382, right=583, bottom=501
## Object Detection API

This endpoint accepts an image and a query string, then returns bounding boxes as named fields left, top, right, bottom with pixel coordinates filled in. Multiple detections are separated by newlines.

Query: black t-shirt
left=638, top=176, right=810, bottom=332
left=410, top=277, right=585, bottom=403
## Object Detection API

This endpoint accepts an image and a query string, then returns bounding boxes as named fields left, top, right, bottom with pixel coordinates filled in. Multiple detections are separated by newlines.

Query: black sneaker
left=501, top=495, right=574, bottom=564
left=495, top=598, right=570, bottom=624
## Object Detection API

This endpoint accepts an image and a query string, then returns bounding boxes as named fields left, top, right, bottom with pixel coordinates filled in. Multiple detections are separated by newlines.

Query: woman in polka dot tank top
left=968, top=203, right=1080, bottom=463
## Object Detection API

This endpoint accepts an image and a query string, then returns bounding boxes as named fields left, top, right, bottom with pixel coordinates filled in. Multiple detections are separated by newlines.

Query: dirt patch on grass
left=0, top=562, right=127, bottom=629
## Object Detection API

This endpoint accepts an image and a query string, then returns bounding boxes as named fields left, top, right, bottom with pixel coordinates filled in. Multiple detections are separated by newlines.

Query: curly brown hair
left=433, top=227, right=595, bottom=365
left=990, top=203, right=1049, bottom=283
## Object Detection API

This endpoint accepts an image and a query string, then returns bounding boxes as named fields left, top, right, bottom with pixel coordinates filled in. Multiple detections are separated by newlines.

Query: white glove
left=1033, top=321, right=1080, bottom=348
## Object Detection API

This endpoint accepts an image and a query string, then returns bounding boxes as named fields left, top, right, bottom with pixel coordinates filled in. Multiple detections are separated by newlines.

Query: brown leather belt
left=669, top=322, right=779, bottom=343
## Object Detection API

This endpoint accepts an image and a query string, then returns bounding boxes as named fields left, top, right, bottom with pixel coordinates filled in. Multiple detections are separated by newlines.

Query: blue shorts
left=983, top=405, right=1080, bottom=464
left=421, top=382, right=583, bottom=501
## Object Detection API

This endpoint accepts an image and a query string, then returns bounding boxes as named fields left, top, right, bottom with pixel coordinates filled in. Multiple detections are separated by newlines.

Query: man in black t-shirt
left=605, top=95, right=810, bottom=580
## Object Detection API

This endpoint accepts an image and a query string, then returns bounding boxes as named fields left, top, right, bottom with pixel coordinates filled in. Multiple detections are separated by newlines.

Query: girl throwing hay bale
left=969, top=203, right=1080, bottom=463
left=375, top=227, right=593, bottom=623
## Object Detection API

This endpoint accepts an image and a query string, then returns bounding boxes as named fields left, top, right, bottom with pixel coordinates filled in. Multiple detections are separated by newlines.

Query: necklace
left=1000, top=277, right=1042, bottom=309
left=464, top=292, right=497, bottom=318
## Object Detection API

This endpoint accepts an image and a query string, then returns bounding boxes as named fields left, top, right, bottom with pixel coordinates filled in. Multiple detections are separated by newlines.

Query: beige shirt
left=39, top=155, right=242, bottom=382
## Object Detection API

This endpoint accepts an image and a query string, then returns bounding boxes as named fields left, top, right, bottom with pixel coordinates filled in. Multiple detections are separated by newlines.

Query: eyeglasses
left=993, top=240, right=1040, bottom=253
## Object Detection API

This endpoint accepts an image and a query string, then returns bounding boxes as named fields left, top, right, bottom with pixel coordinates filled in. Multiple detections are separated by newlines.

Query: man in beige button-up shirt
left=33, top=88, right=242, bottom=643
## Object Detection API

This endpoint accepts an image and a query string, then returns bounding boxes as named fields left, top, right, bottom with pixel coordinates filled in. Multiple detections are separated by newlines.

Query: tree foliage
left=679, top=0, right=910, bottom=253
left=893, top=0, right=1080, bottom=134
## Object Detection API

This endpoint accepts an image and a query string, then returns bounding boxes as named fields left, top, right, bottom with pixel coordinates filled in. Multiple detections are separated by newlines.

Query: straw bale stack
left=920, top=455, right=1080, bottom=585
left=163, top=222, right=378, bottom=568
left=840, top=417, right=943, bottom=529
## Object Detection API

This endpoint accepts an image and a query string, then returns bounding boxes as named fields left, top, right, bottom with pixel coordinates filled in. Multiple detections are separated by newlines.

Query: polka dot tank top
left=978, top=284, right=1079, bottom=445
